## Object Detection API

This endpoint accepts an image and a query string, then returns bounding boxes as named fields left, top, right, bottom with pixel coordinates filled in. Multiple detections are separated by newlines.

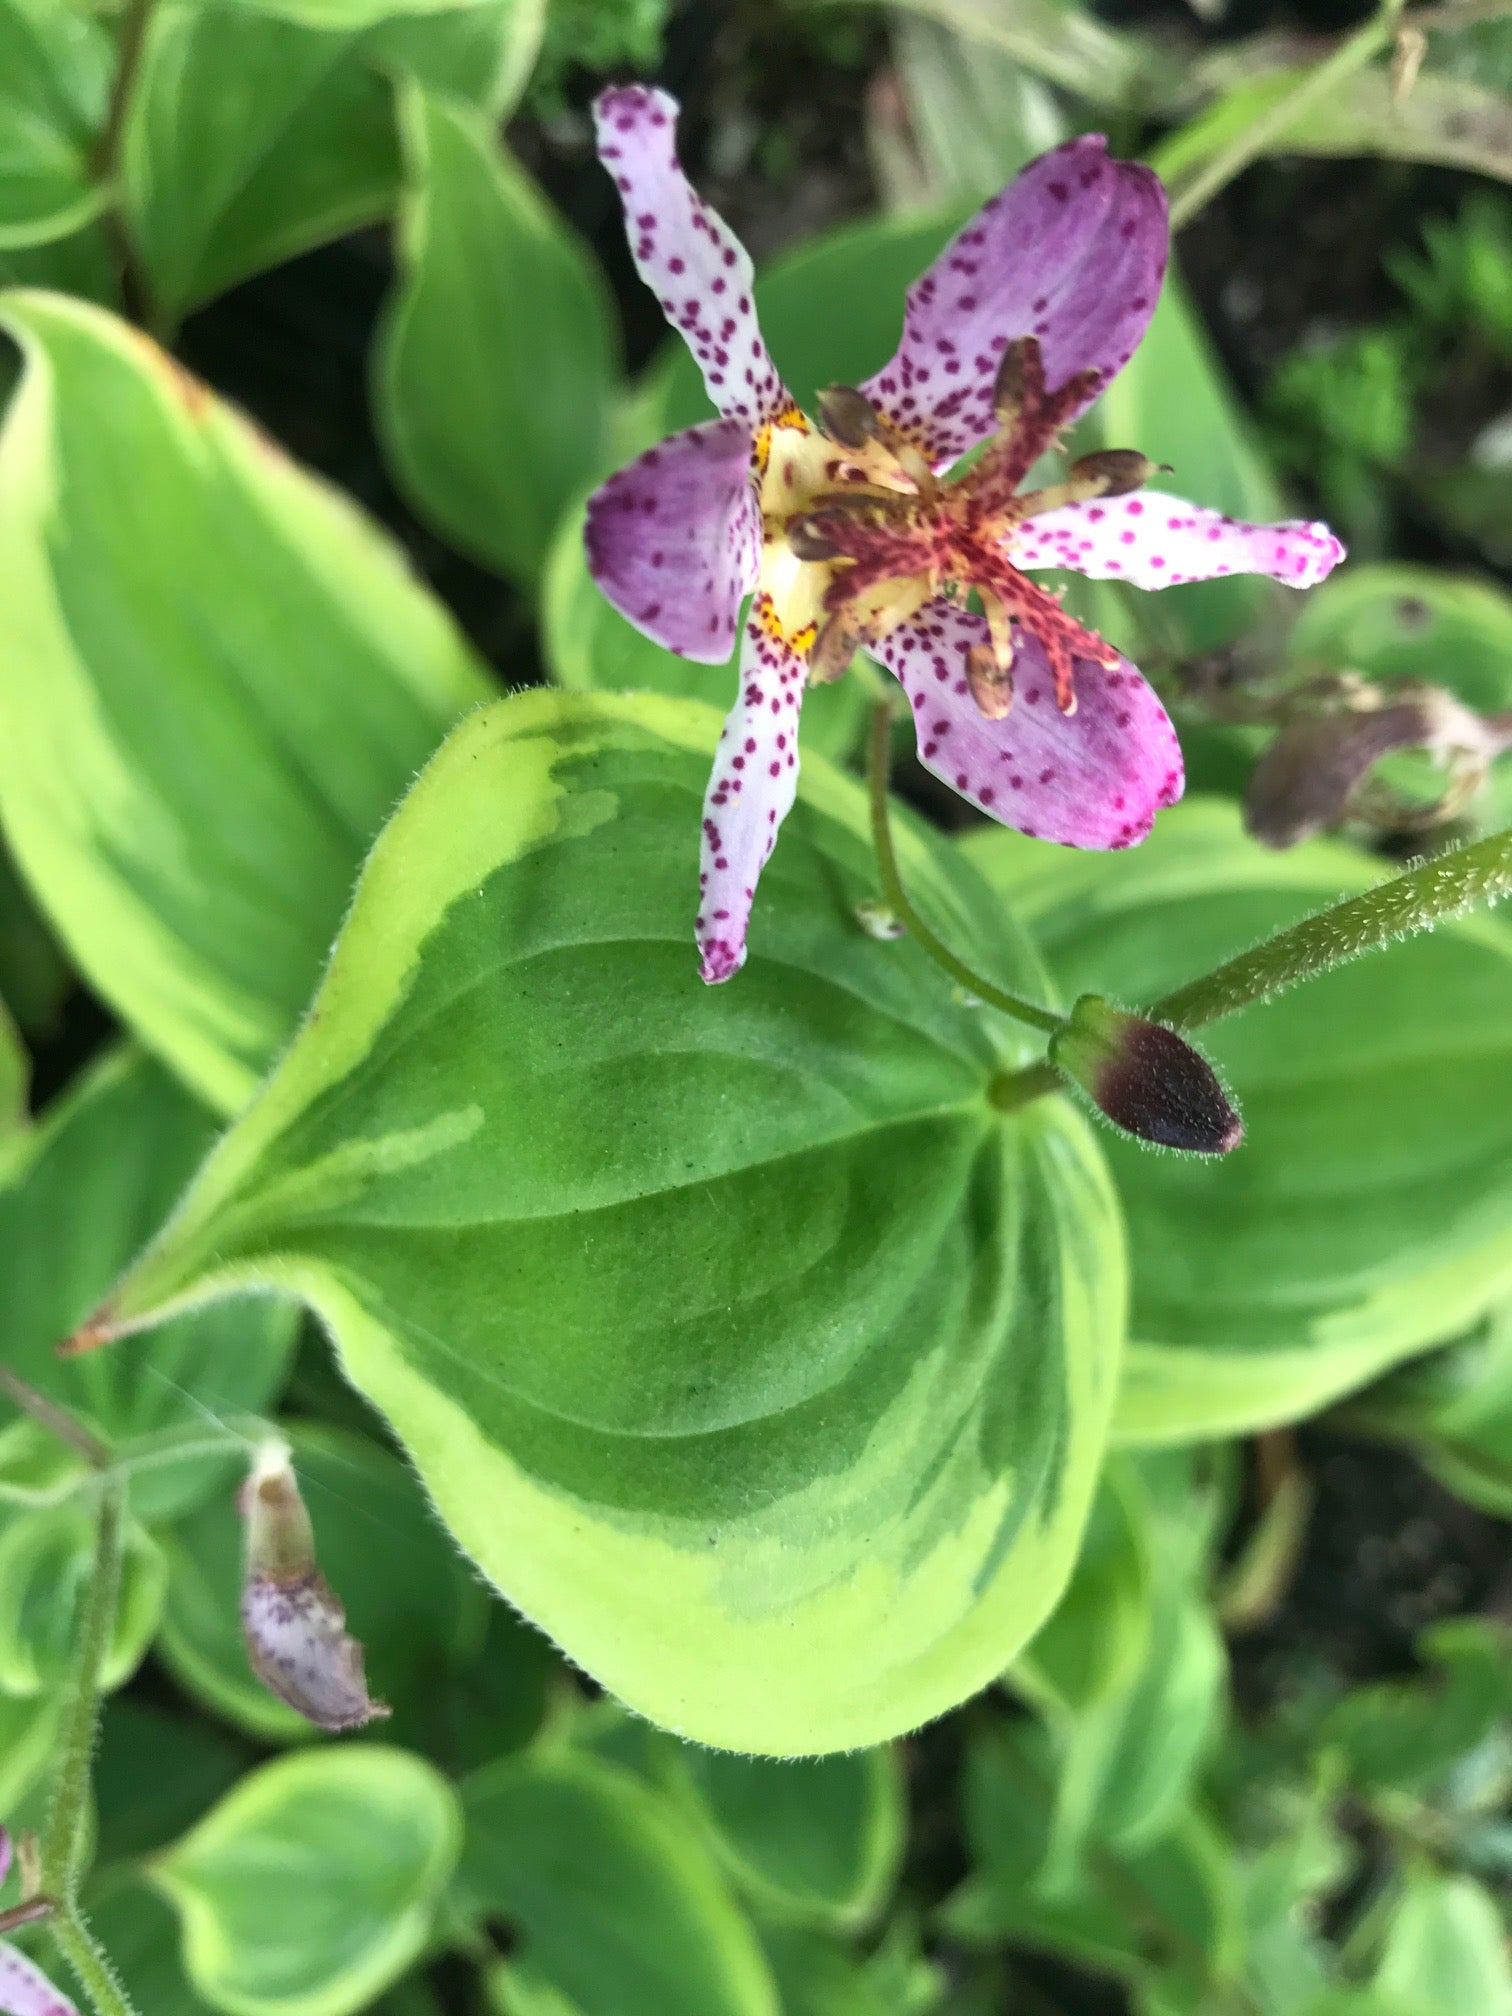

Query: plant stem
left=1151, top=826, right=1512, bottom=1032
left=46, top=1908, right=138, bottom=2016
left=867, top=704, right=1062, bottom=1036
left=0, top=1369, right=110, bottom=1470
left=90, top=0, right=154, bottom=328
left=1164, top=0, right=1405, bottom=230
left=40, top=1479, right=124, bottom=1900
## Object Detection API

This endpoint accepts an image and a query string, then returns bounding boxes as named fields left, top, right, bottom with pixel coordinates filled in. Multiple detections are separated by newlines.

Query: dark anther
left=965, top=642, right=1014, bottom=720
left=808, top=616, right=859, bottom=683
left=1067, top=450, right=1161, bottom=497
left=818, top=385, right=882, bottom=449
left=788, top=514, right=843, bottom=562
left=992, top=335, right=1043, bottom=419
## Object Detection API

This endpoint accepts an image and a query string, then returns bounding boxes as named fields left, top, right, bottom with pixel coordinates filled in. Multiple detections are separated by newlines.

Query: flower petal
left=1013, top=492, right=1345, bottom=591
left=861, top=136, right=1167, bottom=467
left=872, top=599, right=1183, bottom=848
left=0, top=1946, right=78, bottom=2016
left=585, top=419, right=760, bottom=663
left=697, top=604, right=806, bottom=983
left=594, top=86, right=788, bottom=427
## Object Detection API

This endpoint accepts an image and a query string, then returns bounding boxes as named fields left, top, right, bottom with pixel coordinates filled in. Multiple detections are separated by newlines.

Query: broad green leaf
left=1084, top=270, right=1287, bottom=660
left=1320, top=1618, right=1512, bottom=1796
left=882, top=15, right=1067, bottom=208
left=487, top=1967, right=584, bottom=2016
left=963, top=797, right=1512, bottom=1441
left=0, top=996, right=24, bottom=1138
left=1015, top=1460, right=1153, bottom=1715
left=1374, top=1871, right=1512, bottom=2016
left=156, top=1420, right=486, bottom=1744
left=0, top=1500, right=166, bottom=1695
left=541, top=493, right=875, bottom=765
left=458, top=1750, right=778, bottom=2016
left=122, top=0, right=533, bottom=327
left=663, top=1744, right=905, bottom=1930
left=0, top=0, right=112, bottom=249
left=0, top=1046, right=298, bottom=1520
left=873, top=0, right=1181, bottom=112
left=375, top=84, right=616, bottom=585
left=759, top=1922, right=942, bottom=2016
left=0, top=1687, right=58, bottom=1811
left=658, top=208, right=972, bottom=433
left=0, top=292, right=492, bottom=1113
left=94, top=1701, right=251, bottom=1866
left=83, top=687, right=1125, bottom=1754
left=87, top=1882, right=203, bottom=2016
left=1346, top=1309, right=1512, bottom=1518
left=0, top=211, right=120, bottom=306
left=0, top=840, right=71, bottom=1038
left=154, top=1746, right=462, bottom=2016
left=235, top=0, right=538, bottom=34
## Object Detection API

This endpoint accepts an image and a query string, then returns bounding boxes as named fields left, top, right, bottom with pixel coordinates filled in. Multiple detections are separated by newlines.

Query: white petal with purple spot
left=697, top=607, right=806, bottom=983
left=594, top=86, right=788, bottom=427
left=872, top=600, right=1183, bottom=849
left=1013, top=492, right=1346, bottom=590
left=585, top=418, right=760, bottom=663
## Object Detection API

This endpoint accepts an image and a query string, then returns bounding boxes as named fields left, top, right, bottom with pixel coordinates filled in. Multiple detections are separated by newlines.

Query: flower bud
left=1051, top=996, right=1242, bottom=1154
left=240, top=1440, right=388, bottom=1733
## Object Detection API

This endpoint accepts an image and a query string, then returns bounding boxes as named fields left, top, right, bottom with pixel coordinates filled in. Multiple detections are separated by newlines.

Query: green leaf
left=1345, top=1309, right=1512, bottom=1518
left=0, top=291, right=492, bottom=1113
left=0, top=0, right=112, bottom=250
left=157, top=1419, right=486, bottom=1744
left=235, top=0, right=539, bottom=34
left=121, top=0, right=533, bottom=327
left=663, top=1744, right=905, bottom=1930
left=0, top=1499, right=166, bottom=1694
left=963, top=797, right=1512, bottom=1441
left=0, top=1046, right=298, bottom=1520
left=0, top=839, right=71, bottom=1037
left=1016, top=1460, right=1154, bottom=1715
left=94, top=1701, right=251, bottom=1867
left=83, top=687, right=1125, bottom=1753
left=375, top=83, right=616, bottom=585
left=154, top=1746, right=462, bottom=2016
left=541, top=493, right=875, bottom=765
left=1374, top=1870, right=1512, bottom=2016
left=0, top=994, right=24, bottom=1138
left=0, top=1686, right=59, bottom=1811
left=1320, top=1617, right=1512, bottom=1796
left=86, top=1881, right=204, bottom=2016
left=458, top=1750, right=778, bottom=2016
left=759, top=1922, right=942, bottom=2016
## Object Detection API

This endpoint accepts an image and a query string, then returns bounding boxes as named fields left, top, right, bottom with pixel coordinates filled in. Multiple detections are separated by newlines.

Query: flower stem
left=41, top=1478, right=124, bottom=1901
left=867, top=704, right=1062, bottom=1036
left=1163, top=0, right=1406, bottom=231
left=46, top=1908, right=138, bottom=2016
left=1151, top=826, right=1512, bottom=1032
left=0, top=1369, right=110, bottom=1470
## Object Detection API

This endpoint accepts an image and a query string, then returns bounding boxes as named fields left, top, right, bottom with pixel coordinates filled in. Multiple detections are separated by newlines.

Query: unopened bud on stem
left=1050, top=996, right=1242, bottom=1154
left=241, top=1440, right=388, bottom=1734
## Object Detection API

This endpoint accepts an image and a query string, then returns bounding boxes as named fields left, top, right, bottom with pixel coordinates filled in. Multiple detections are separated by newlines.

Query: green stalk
left=1162, top=0, right=1406, bottom=231
left=1151, top=827, right=1512, bottom=1032
left=867, top=704, right=1062, bottom=1036
left=36, top=1475, right=142, bottom=2016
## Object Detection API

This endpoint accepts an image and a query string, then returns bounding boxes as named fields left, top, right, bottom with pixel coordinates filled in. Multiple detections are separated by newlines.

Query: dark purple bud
left=1067, top=450, right=1162, bottom=497
left=1051, top=996, right=1242, bottom=1155
left=240, top=1441, right=388, bottom=1734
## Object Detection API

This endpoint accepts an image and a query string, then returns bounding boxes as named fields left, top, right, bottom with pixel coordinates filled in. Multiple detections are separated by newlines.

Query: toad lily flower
left=586, top=88, right=1345, bottom=983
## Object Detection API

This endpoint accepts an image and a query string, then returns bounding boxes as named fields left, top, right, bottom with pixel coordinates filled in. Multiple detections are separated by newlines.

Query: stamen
left=809, top=615, right=859, bottom=684
left=966, top=642, right=1014, bottom=720
left=1065, top=450, right=1164, bottom=497
left=818, top=384, right=882, bottom=449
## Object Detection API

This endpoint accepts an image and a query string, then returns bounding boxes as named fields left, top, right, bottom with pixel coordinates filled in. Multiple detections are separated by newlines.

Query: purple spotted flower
left=0, top=1832, right=76, bottom=2016
left=586, top=88, right=1345, bottom=984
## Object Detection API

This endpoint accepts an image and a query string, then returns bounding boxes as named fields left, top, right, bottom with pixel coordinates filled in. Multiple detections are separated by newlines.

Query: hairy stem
left=0, top=1370, right=110, bottom=1469
left=1151, top=826, right=1512, bottom=1031
left=41, top=1479, right=124, bottom=1900
left=46, top=1908, right=139, bottom=2016
left=867, top=704, right=1062, bottom=1036
left=1164, top=0, right=1406, bottom=231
